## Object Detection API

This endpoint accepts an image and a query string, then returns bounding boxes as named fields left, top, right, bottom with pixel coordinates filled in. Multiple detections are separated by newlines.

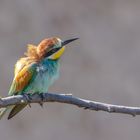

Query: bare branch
left=0, top=93, right=140, bottom=116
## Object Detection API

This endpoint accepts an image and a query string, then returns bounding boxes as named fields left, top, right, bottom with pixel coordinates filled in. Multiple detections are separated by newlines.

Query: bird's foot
left=23, top=94, right=32, bottom=108
left=34, top=92, right=44, bottom=108
left=39, top=93, right=44, bottom=108
left=39, top=93, right=44, bottom=101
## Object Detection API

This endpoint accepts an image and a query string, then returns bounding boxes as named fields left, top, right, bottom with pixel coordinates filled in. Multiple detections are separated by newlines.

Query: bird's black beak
left=62, top=38, right=79, bottom=46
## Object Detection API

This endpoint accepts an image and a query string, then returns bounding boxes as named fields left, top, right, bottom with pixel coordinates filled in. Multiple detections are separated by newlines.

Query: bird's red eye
left=45, top=48, right=61, bottom=57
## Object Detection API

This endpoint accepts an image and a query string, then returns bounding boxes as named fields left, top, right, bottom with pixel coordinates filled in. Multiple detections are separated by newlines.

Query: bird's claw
left=39, top=93, right=44, bottom=101
left=39, top=93, right=44, bottom=108
left=23, top=94, right=32, bottom=100
left=23, top=94, right=32, bottom=108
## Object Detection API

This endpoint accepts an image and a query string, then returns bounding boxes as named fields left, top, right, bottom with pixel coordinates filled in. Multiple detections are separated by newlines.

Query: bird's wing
left=9, top=59, right=37, bottom=95
left=6, top=59, right=38, bottom=119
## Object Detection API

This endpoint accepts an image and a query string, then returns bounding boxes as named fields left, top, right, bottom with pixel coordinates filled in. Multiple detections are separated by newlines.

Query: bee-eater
left=0, top=37, right=78, bottom=119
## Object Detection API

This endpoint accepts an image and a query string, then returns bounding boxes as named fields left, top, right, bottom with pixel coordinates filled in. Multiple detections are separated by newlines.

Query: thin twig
left=0, top=93, right=140, bottom=116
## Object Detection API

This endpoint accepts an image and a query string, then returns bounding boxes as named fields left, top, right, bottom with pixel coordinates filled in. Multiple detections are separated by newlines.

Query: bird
left=0, top=37, right=78, bottom=119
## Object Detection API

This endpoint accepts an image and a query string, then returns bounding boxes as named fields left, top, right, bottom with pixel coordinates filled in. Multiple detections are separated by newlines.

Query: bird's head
left=37, top=37, right=78, bottom=60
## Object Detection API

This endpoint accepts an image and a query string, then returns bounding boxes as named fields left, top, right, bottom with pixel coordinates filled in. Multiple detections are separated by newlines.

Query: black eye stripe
left=45, top=48, right=61, bottom=57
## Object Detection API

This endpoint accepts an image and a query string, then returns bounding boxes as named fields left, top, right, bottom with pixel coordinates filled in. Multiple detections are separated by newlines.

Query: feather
left=8, top=104, right=27, bottom=119
left=6, top=62, right=37, bottom=119
left=24, top=44, right=39, bottom=59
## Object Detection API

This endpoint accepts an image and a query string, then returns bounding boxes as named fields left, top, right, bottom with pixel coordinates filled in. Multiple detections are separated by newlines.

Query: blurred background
left=0, top=0, right=140, bottom=140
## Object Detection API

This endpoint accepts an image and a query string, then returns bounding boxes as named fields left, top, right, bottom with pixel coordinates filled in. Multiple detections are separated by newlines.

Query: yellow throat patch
left=50, top=46, right=65, bottom=60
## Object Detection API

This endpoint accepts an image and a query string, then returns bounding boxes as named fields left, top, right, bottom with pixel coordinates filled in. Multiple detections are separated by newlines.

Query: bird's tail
left=0, top=106, right=12, bottom=119
left=0, top=104, right=27, bottom=120
left=8, top=104, right=27, bottom=119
